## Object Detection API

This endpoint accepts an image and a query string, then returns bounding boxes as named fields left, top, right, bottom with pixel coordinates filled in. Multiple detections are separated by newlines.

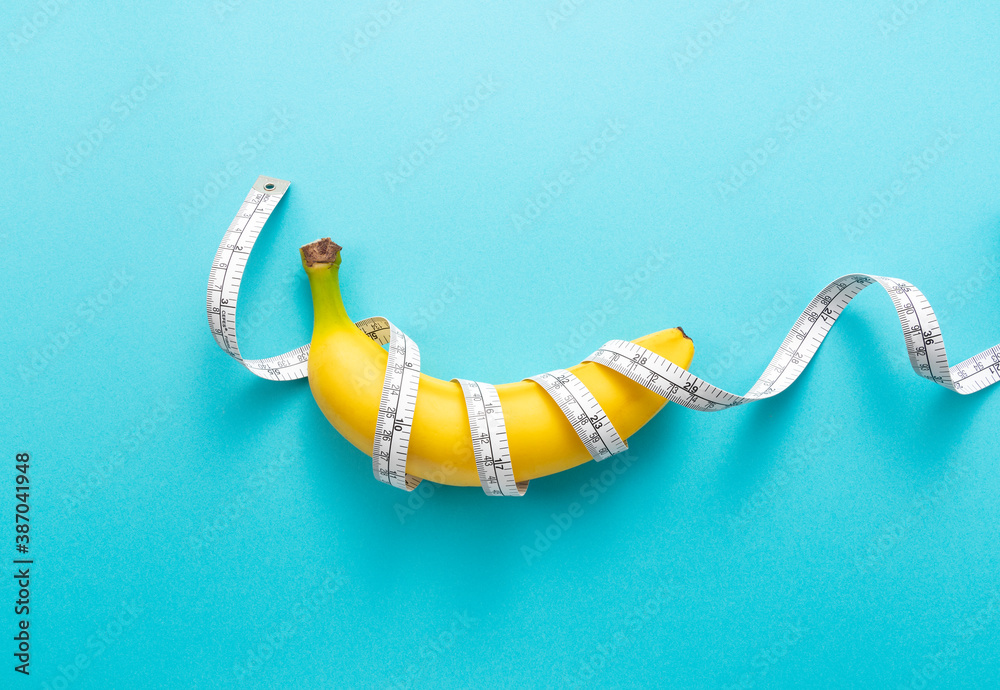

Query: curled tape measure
left=208, top=176, right=1000, bottom=496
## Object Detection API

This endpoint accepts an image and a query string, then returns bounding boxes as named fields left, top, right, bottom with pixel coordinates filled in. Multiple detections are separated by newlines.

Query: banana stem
left=301, top=238, right=354, bottom=332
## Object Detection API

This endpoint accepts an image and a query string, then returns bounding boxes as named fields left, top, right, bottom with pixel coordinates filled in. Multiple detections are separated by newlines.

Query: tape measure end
left=252, top=176, right=290, bottom=195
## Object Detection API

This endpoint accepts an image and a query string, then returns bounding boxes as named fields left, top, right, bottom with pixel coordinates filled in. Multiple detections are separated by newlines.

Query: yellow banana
left=301, top=238, right=694, bottom=487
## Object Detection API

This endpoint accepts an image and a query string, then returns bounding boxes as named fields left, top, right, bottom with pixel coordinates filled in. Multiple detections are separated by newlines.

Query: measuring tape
left=207, top=177, right=310, bottom=381
left=209, top=176, right=1000, bottom=495
left=585, top=275, right=1000, bottom=409
left=361, top=317, right=423, bottom=492
left=527, top=370, right=628, bottom=460
left=455, top=379, right=527, bottom=496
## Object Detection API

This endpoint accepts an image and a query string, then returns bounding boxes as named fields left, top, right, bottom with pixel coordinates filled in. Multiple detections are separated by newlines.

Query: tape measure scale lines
left=527, top=370, right=628, bottom=460
left=585, top=274, right=998, bottom=411
left=372, top=319, right=422, bottom=492
left=456, top=379, right=527, bottom=496
left=206, top=176, right=310, bottom=381
left=208, top=176, right=1000, bottom=496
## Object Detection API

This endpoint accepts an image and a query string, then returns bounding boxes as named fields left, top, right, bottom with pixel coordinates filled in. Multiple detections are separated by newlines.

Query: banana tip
left=675, top=326, right=691, bottom=341
left=301, top=238, right=343, bottom=266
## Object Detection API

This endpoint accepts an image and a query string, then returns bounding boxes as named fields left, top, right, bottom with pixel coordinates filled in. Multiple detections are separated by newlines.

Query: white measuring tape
left=207, top=177, right=310, bottom=381
left=527, top=370, right=628, bottom=460
left=209, top=176, right=1000, bottom=495
left=454, top=379, right=526, bottom=496
left=361, top=317, right=423, bottom=492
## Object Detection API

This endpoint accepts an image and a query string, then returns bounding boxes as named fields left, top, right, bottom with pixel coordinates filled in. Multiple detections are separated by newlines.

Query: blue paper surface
left=2, top=1, right=999, bottom=687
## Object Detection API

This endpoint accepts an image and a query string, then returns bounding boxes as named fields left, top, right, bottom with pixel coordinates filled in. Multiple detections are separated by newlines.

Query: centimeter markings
left=528, top=370, right=627, bottom=460
left=371, top=320, right=422, bottom=491
left=456, top=379, right=526, bottom=496
left=206, top=176, right=310, bottom=381
left=952, top=345, right=1000, bottom=392
left=209, top=176, right=1000, bottom=496
left=586, top=274, right=1000, bottom=411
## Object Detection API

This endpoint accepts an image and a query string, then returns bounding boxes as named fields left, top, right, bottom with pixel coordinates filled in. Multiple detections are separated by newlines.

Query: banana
left=301, top=238, right=694, bottom=487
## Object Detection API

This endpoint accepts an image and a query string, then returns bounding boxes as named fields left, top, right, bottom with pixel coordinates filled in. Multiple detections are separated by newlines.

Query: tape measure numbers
left=207, top=177, right=310, bottom=381
left=208, top=177, right=1000, bottom=496
left=455, top=379, right=527, bottom=497
left=585, top=275, right=1000, bottom=410
left=527, top=370, right=628, bottom=460
left=367, top=318, right=422, bottom=492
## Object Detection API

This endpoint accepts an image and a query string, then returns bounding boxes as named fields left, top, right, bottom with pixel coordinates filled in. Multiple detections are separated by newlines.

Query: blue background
left=3, top=1, right=1000, bottom=688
